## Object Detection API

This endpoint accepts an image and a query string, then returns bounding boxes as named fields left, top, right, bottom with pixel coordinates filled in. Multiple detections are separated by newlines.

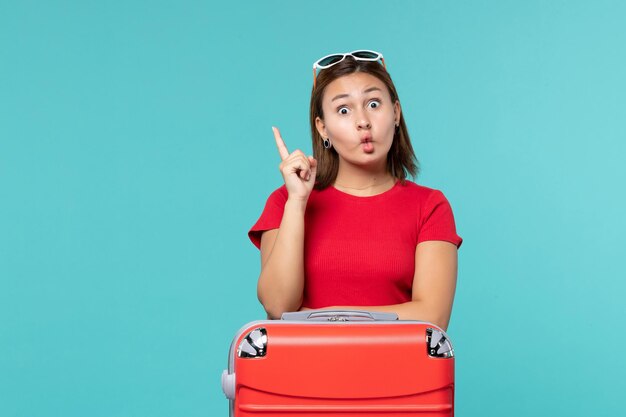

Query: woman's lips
left=362, top=142, right=374, bottom=153
left=361, top=136, right=374, bottom=153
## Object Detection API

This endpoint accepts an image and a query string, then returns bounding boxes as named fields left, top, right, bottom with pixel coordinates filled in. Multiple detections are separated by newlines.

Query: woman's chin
left=341, top=155, right=387, bottom=170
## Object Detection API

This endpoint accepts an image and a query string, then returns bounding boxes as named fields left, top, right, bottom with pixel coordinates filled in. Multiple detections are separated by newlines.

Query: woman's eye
left=338, top=107, right=349, bottom=115
left=368, top=100, right=381, bottom=109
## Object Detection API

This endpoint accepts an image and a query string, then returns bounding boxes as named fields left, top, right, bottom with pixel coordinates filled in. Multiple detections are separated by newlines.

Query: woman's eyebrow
left=363, top=86, right=382, bottom=94
left=331, top=93, right=350, bottom=102
left=331, top=87, right=382, bottom=102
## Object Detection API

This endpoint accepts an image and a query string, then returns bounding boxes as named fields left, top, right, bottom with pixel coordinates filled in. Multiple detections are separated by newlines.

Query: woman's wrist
left=285, top=197, right=308, bottom=212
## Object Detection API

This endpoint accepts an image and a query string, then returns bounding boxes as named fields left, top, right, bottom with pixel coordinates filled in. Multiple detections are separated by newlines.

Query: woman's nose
left=356, top=114, right=371, bottom=130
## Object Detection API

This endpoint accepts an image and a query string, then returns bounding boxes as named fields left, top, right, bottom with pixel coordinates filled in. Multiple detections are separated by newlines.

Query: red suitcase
left=221, top=310, right=455, bottom=416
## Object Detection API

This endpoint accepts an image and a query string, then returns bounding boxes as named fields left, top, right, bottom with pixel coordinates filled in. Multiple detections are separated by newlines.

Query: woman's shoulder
left=270, top=184, right=288, bottom=196
left=264, top=184, right=289, bottom=203
left=397, top=180, right=446, bottom=199
left=394, top=181, right=458, bottom=213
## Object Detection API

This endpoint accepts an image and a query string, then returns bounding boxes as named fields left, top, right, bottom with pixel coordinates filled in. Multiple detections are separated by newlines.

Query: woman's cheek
left=328, top=117, right=352, bottom=136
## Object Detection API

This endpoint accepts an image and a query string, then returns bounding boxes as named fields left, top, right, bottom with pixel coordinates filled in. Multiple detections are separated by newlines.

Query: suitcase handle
left=281, top=310, right=398, bottom=322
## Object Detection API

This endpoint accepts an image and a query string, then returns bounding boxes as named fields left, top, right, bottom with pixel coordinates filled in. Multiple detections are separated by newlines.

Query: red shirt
left=249, top=181, right=462, bottom=309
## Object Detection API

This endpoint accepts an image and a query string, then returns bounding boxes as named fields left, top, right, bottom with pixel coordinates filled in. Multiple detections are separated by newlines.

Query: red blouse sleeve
left=248, top=186, right=288, bottom=249
left=417, top=190, right=463, bottom=248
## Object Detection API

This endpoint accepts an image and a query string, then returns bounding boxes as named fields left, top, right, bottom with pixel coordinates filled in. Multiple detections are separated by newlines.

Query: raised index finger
left=272, top=126, right=290, bottom=160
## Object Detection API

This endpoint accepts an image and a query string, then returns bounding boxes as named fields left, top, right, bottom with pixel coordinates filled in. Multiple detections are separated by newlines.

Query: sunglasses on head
left=312, top=50, right=386, bottom=86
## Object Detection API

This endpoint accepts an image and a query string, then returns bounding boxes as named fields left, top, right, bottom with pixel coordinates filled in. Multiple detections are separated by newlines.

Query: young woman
left=249, top=51, right=462, bottom=330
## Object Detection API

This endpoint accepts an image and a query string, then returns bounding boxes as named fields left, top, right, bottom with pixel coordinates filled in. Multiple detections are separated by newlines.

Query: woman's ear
left=315, top=116, right=327, bottom=139
left=394, top=100, right=402, bottom=125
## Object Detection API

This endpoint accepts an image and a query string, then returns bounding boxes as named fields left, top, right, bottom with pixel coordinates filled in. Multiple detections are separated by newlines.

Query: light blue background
left=1, top=1, right=624, bottom=416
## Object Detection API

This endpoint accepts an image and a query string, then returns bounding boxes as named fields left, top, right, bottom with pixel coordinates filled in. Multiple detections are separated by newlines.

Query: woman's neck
left=333, top=164, right=395, bottom=197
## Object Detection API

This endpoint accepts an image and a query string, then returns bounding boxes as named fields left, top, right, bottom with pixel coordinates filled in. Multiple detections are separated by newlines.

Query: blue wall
left=1, top=1, right=624, bottom=415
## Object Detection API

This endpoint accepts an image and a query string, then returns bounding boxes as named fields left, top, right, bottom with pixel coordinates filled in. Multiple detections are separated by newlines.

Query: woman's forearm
left=257, top=198, right=308, bottom=319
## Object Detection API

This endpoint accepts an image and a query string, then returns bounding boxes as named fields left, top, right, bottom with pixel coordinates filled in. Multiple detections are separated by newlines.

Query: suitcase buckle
left=237, top=327, right=268, bottom=358
left=426, top=328, right=454, bottom=358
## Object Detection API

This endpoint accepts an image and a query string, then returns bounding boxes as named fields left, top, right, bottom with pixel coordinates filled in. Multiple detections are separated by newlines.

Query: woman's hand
left=273, top=126, right=317, bottom=202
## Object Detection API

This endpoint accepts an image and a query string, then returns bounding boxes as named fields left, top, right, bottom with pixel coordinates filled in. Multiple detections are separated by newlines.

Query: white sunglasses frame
left=312, top=50, right=385, bottom=71
left=312, top=50, right=386, bottom=86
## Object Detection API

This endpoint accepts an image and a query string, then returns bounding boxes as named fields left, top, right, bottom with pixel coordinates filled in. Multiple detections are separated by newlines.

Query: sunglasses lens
left=317, top=55, right=344, bottom=67
left=352, top=51, right=380, bottom=60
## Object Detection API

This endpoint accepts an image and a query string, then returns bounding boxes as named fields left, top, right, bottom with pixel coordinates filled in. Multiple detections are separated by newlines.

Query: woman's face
left=315, top=72, right=400, bottom=171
